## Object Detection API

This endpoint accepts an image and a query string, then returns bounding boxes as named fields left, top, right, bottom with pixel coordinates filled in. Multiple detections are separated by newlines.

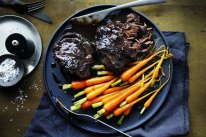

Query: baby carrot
left=131, top=61, right=140, bottom=65
left=74, top=83, right=106, bottom=98
left=126, top=50, right=168, bottom=103
left=62, top=81, right=85, bottom=90
left=73, top=79, right=117, bottom=109
left=120, top=50, right=166, bottom=81
left=87, top=78, right=118, bottom=100
left=85, top=76, right=114, bottom=86
left=84, top=83, right=106, bottom=94
left=128, top=61, right=159, bottom=83
left=100, top=81, right=142, bottom=114
left=113, top=91, right=155, bottom=116
left=102, top=89, right=126, bottom=104
left=123, top=107, right=132, bottom=116
left=119, top=75, right=152, bottom=108
left=141, top=74, right=145, bottom=88
left=103, top=85, right=129, bottom=94
left=81, top=91, right=118, bottom=109
left=62, top=75, right=114, bottom=90
left=71, top=81, right=86, bottom=90
left=153, top=51, right=165, bottom=79
left=126, top=80, right=152, bottom=104
left=92, top=88, right=127, bottom=108
left=140, top=65, right=171, bottom=114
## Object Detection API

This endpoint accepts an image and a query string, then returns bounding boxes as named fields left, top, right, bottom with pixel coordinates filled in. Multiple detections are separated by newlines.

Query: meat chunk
left=95, top=13, right=154, bottom=73
left=53, top=32, right=93, bottom=79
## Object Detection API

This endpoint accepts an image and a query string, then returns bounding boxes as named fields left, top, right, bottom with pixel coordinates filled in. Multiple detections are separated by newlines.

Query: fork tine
left=28, top=5, right=45, bottom=12
left=27, top=0, right=44, bottom=7
left=28, top=1, right=44, bottom=8
left=28, top=3, right=45, bottom=12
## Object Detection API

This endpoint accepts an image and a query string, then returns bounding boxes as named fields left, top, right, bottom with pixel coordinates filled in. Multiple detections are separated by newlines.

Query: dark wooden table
left=0, top=0, right=206, bottom=137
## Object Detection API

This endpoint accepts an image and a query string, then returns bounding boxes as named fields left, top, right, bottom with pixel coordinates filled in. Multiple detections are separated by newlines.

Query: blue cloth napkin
left=25, top=31, right=189, bottom=137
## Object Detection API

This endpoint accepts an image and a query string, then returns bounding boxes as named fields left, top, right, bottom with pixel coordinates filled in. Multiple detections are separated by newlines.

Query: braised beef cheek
left=53, top=32, right=94, bottom=79
left=95, top=13, right=154, bottom=73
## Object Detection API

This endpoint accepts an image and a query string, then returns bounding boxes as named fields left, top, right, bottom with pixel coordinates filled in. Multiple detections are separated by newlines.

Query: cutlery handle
left=0, top=0, right=10, bottom=7
left=106, top=0, right=166, bottom=12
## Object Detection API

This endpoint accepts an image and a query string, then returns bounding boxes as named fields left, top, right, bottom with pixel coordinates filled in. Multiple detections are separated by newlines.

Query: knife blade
left=29, top=10, right=53, bottom=24
left=15, top=0, right=53, bottom=24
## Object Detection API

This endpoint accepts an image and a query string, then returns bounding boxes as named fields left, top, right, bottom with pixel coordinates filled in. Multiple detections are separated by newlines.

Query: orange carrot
left=87, top=78, right=118, bottom=100
left=97, top=73, right=154, bottom=115
left=85, top=76, right=114, bottom=86
left=153, top=51, right=165, bottom=79
left=128, top=61, right=159, bottom=83
left=126, top=80, right=152, bottom=104
left=74, top=81, right=115, bottom=98
left=102, top=89, right=126, bottom=104
left=126, top=52, right=167, bottom=104
left=140, top=65, right=171, bottom=114
left=81, top=98, right=102, bottom=109
left=120, top=50, right=166, bottom=81
left=103, top=85, right=129, bottom=94
left=71, top=81, right=86, bottom=90
left=113, top=91, right=155, bottom=116
left=92, top=88, right=127, bottom=108
left=131, top=61, right=140, bottom=65
left=81, top=91, right=118, bottom=109
left=84, top=83, right=106, bottom=94
left=102, top=81, right=142, bottom=112
left=123, top=107, right=132, bottom=116
left=63, top=76, right=114, bottom=90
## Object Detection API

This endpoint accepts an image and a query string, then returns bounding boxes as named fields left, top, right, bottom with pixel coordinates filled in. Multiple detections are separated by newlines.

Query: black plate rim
left=43, top=5, right=173, bottom=134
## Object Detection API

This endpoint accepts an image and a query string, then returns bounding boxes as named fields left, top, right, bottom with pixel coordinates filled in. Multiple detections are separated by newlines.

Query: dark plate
left=44, top=5, right=173, bottom=134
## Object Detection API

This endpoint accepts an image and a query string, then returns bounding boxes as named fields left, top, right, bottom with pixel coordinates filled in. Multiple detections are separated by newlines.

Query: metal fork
left=0, top=0, right=45, bottom=13
left=71, top=0, right=166, bottom=25
left=56, top=98, right=132, bottom=137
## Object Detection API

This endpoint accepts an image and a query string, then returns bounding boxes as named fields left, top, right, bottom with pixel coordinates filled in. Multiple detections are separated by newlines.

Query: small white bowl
left=0, top=54, right=25, bottom=87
